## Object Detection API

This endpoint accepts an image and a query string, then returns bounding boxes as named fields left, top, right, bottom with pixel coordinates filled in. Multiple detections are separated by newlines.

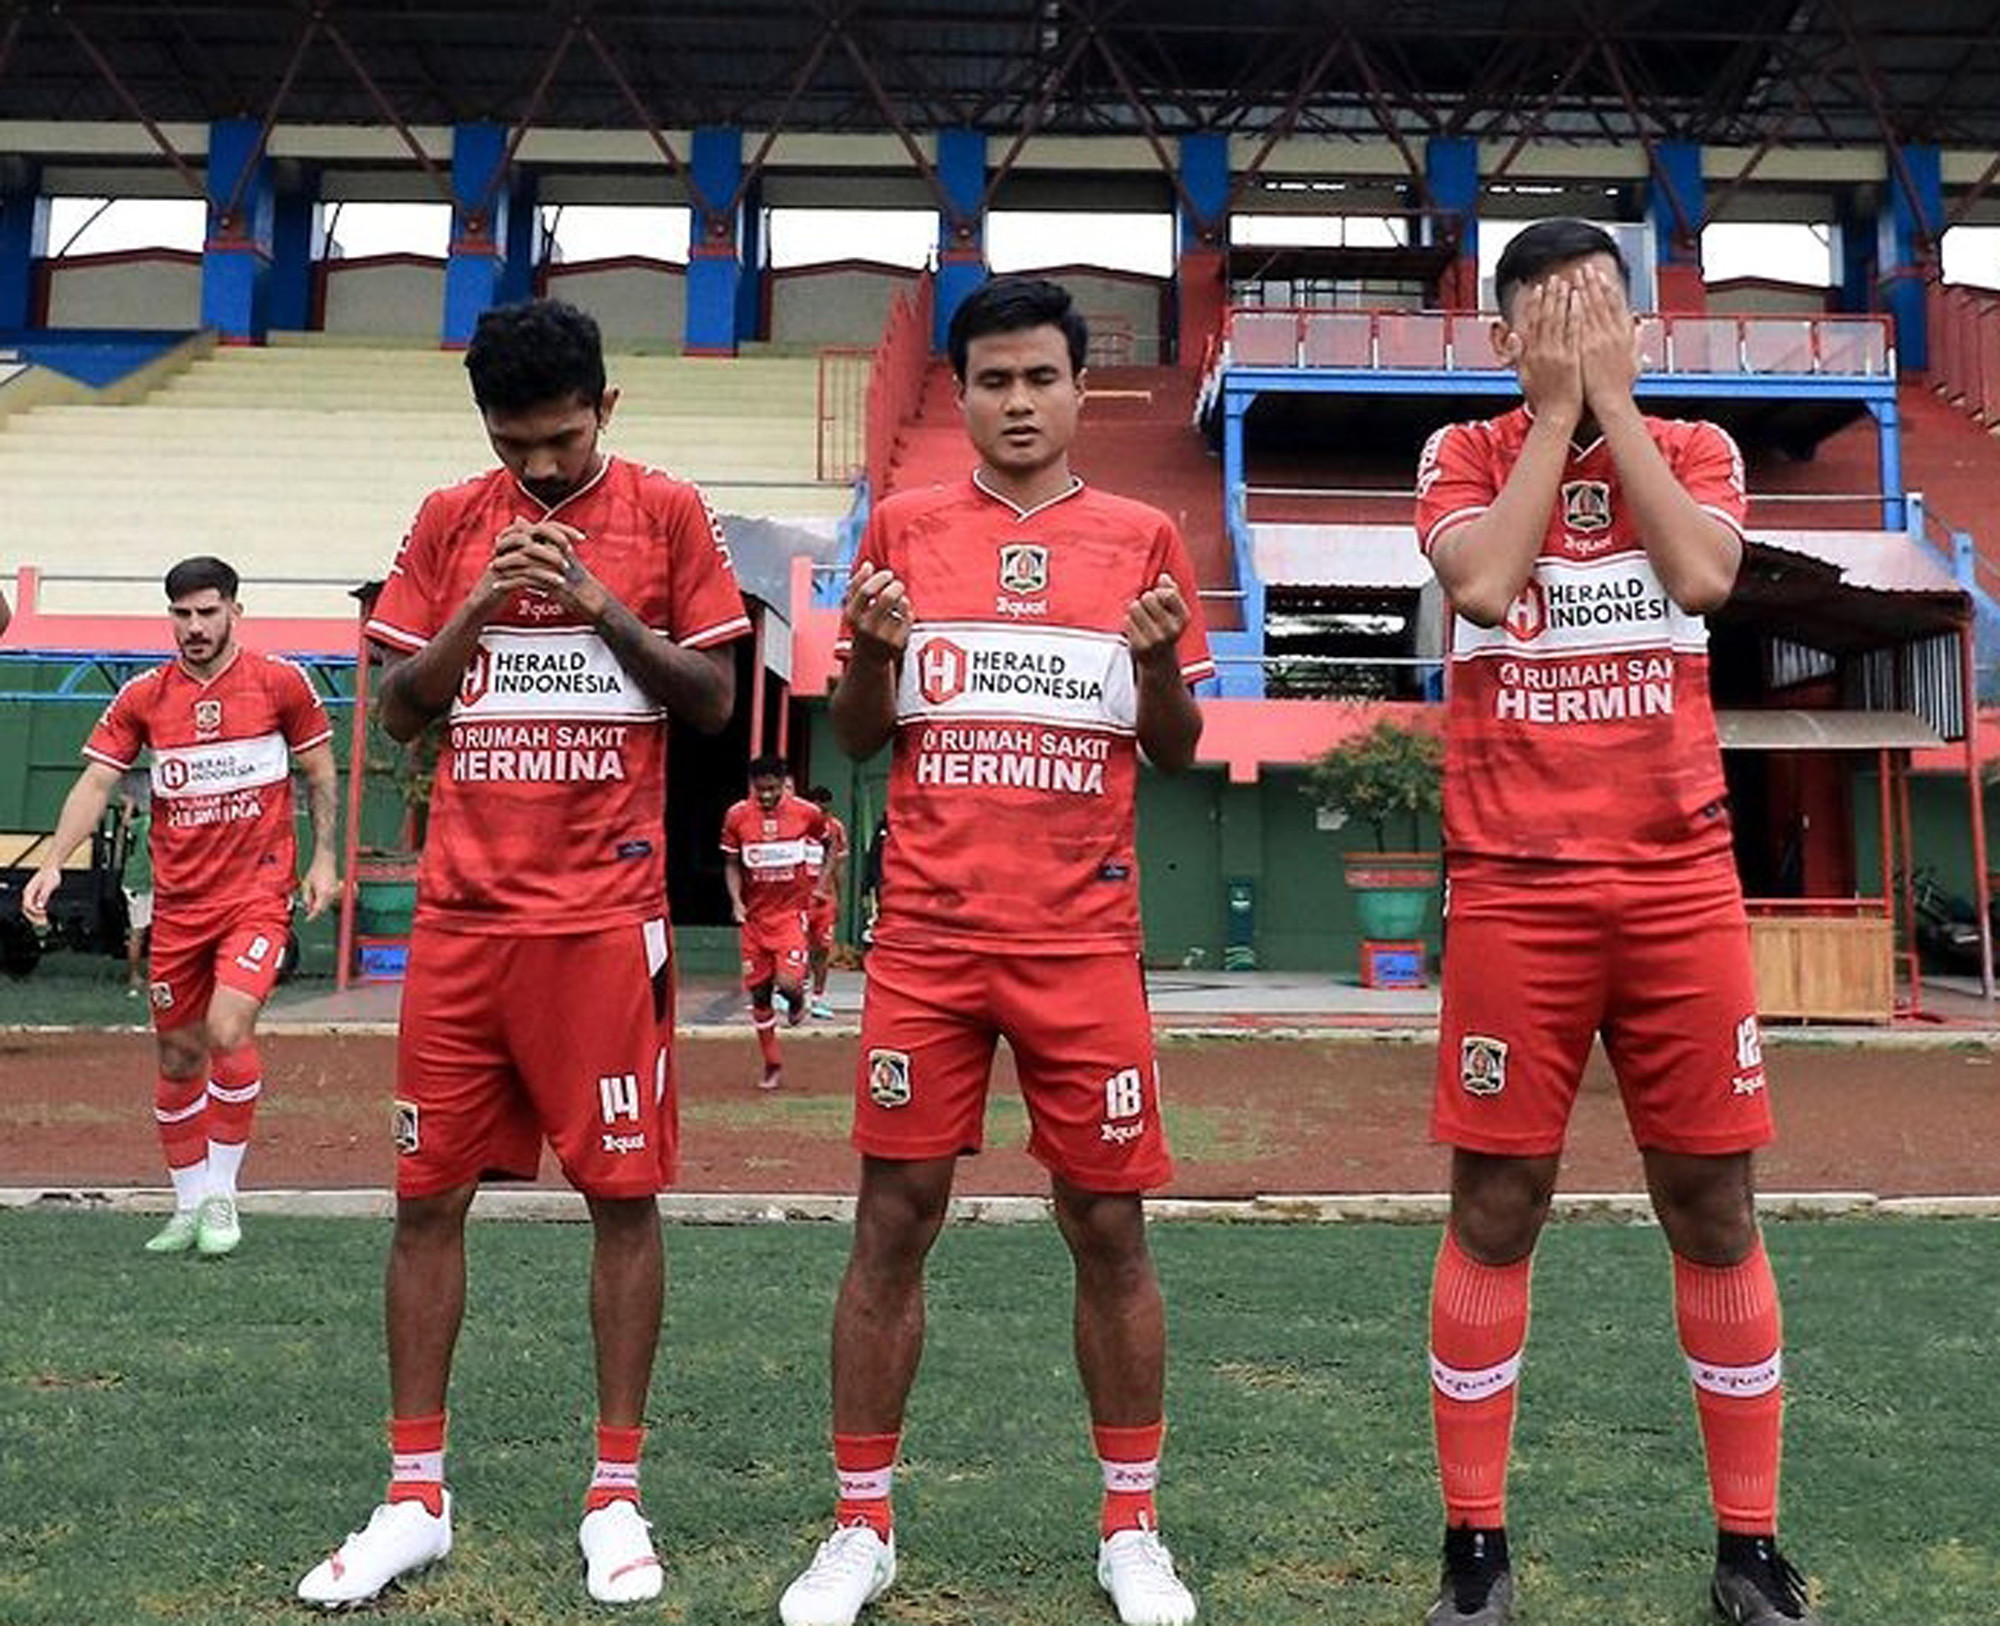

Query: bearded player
left=24, top=555, right=337, bottom=1258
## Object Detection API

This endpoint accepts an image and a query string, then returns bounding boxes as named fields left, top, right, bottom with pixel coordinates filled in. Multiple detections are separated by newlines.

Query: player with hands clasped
left=1412, top=219, right=1825, bottom=1626
left=777, top=276, right=1212, bottom=1626
left=298, top=299, right=748, bottom=1612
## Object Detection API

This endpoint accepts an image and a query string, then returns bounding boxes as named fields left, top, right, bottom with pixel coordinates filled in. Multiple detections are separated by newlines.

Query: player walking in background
left=1413, top=218, right=1824, bottom=1626
left=297, top=299, right=747, bottom=1609
left=23, top=556, right=337, bottom=1258
left=721, top=755, right=830, bottom=1090
left=802, top=783, right=847, bottom=1018
left=777, top=276, right=1213, bottom=1626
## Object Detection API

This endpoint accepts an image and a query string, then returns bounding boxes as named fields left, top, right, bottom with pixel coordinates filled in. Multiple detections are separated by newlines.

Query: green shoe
left=195, top=1194, right=241, bottom=1257
left=144, top=1209, right=201, bottom=1254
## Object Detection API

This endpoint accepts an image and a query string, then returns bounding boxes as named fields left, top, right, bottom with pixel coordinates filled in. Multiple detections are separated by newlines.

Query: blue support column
left=0, top=162, right=48, bottom=333
left=202, top=118, right=275, bottom=343
left=1836, top=189, right=1874, bottom=315
left=1423, top=137, right=1479, bottom=310
left=1879, top=144, right=1943, bottom=369
left=685, top=127, right=744, bottom=355
left=267, top=166, right=319, bottom=335
left=1870, top=395, right=1905, bottom=529
left=1213, top=383, right=1266, bottom=699
left=1649, top=140, right=1706, bottom=311
left=499, top=171, right=539, bottom=305
left=1175, top=133, right=1229, bottom=365
left=443, top=123, right=510, bottom=347
left=735, top=178, right=765, bottom=343
left=933, top=129, right=988, bottom=353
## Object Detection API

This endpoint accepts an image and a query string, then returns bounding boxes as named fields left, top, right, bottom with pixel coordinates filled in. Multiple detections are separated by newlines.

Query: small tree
left=1304, top=719, right=1444, bottom=852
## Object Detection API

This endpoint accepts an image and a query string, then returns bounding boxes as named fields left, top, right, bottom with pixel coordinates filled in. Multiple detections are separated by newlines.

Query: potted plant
left=1304, top=718, right=1445, bottom=978
left=348, top=712, right=442, bottom=977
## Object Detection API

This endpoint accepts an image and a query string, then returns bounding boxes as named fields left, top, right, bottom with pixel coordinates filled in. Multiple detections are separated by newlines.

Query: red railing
left=1220, top=306, right=1894, bottom=377
left=860, top=275, right=934, bottom=497
left=1927, top=279, right=2000, bottom=423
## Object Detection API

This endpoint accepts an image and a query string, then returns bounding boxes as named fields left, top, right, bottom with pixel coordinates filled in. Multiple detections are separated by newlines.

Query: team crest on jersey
left=1460, top=1035, right=1508, bottom=1097
left=392, top=1099, right=421, bottom=1153
left=1561, top=480, right=1612, bottom=533
left=998, top=543, right=1049, bottom=596
left=193, top=698, right=223, bottom=738
left=867, top=1048, right=911, bottom=1109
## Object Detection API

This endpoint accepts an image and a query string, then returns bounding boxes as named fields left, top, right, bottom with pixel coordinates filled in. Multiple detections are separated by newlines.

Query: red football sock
left=753, top=1010, right=782, bottom=1070
left=833, top=1431, right=898, bottom=1535
left=388, top=1412, right=447, bottom=1517
left=1093, top=1420, right=1164, bottom=1537
left=1429, top=1228, right=1532, bottom=1528
left=1675, top=1239, right=1785, bottom=1534
left=586, top=1422, right=646, bottom=1511
left=153, top=1072, right=208, bottom=1174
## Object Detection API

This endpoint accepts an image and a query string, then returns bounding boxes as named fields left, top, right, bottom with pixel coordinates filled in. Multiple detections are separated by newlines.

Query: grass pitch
left=1, top=1211, right=1994, bottom=1625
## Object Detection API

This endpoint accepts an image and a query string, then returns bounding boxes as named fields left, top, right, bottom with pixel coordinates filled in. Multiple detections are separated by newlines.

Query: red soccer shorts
left=853, top=941, right=1172, bottom=1191
left=807, top=896, right=837, bottom=954
left=147, top=900, right=292, bottom=1032
left=1434, top=850, right=1773, bottom=1157
left=741, top=907, right=809, bottom=990
left=393, top=916, right=678, bottom=1199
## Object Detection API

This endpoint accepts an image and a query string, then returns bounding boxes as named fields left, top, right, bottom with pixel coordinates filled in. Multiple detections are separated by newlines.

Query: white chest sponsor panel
left=150, top=731, right=290, bottom=800
left=1453, top=554, right=1708, bottom=661
left=897, top=622, right=1137, bottom=733
left=742, top=838, right=810, bottom=875
left=452, top=628, right=662, bottom=722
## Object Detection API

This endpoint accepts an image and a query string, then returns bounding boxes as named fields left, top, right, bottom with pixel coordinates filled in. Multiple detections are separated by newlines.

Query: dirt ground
left=1, top=1027, right=1994, bottom=1196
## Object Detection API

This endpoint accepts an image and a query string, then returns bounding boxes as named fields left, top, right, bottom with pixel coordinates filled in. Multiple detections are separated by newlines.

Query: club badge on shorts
left=867, top=1048, right=911, bottom=1109
left=392, top=1099, right=421, bottom=1153
left=1460, top=1035, right=1508, bottom=1097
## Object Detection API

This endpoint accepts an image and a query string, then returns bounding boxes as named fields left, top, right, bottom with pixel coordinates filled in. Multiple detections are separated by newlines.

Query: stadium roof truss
left=5, top=2, right=2000, bottom=238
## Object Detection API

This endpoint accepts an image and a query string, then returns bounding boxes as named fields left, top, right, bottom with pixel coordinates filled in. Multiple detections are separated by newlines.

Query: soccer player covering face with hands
left=776, top=276, right=1213, bottom=1626
left=1413, top=219, right=1826, bottom=1626
left=297, top=300, right=748, bottom=1610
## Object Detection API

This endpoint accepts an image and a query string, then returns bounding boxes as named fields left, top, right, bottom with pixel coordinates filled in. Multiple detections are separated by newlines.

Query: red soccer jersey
left=720, top=794, right=829, bottom=927
left=84, top=648, right=332, bottom=921
left=1415, top=406, right=1747, bottom=864
left=367, top=456, right=751, bottom=933
left=836, top=475, right=1215, bottom=954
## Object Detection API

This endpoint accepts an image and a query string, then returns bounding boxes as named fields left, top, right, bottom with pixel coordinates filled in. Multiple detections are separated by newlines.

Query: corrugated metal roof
left=1716, top=708, right=1947, bottom=751
left=1749, top=530, right=1963, bottom=598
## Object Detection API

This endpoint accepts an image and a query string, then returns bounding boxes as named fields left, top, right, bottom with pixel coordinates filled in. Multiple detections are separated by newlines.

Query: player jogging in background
left=297, top=298, right=748, bottom=1611
left=1413, top=217, right=1825, bottom=1626
left=23, top=555, right=338, bottom=1259
left=801, top=783, right=847, bottom=1018
left=720, top=755, right=830, bottom=1089
left=777, top=275, right=1213, bottom=1626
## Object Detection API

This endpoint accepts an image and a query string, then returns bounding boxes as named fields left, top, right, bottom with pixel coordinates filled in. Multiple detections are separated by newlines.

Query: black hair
left=748, top=754, right=789, bottom=782
left=1493, top=219, right=1630, bottom=318
left=946, top=274, right=1089, bottom=380
left=804, top=785, right=833, bottom=806
left=164, top=556, right=239, bottom=601
left=464, top=298, right=608, bottom=415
